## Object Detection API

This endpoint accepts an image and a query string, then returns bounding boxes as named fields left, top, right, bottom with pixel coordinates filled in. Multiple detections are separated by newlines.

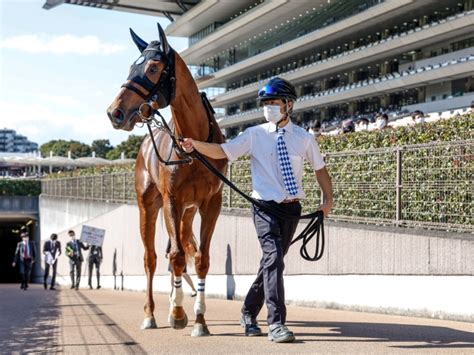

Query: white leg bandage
left=194, top=278, right=206, bottom=316
left=171, top=276, right=184, bottom=307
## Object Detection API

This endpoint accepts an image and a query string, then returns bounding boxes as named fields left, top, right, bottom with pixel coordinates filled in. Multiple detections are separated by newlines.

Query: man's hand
left=181, top=138, right=195, bottom=153
left=181, top=138, right=227, bottom=159
left=318, top=200, right=333, bottom=217
left=12, top=262, right=15, bottom=267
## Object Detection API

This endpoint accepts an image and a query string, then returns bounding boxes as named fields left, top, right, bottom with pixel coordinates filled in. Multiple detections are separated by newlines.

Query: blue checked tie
left=277, top=129, right=298, bottom=196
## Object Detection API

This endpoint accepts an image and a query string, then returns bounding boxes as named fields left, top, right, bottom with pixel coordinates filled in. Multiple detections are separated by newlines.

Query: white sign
left=80, top=225, right=106, bottom=247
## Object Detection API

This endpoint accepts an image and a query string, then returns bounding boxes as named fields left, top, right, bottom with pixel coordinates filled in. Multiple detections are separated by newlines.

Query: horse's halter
left=121, top=42, right=176, bottom=113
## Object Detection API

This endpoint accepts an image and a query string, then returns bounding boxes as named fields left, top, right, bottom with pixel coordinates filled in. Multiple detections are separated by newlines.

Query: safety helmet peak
left=257, top=77, right=297, bottom=102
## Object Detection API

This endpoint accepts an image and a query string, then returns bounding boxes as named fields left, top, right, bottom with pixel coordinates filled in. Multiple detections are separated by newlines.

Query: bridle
left=120, top=43, right=214, bottom=166
left=121, top=44, right=176, bottom=108
left=120, top=43, right=189, bottom=165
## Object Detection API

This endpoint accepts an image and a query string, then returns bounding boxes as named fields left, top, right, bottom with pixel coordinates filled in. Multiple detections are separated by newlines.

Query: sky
left=0, top=0, right=188, bottom=148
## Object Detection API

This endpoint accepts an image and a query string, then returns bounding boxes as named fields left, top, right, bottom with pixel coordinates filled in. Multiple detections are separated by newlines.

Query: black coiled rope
left=191, top=151, right=325, bottom=261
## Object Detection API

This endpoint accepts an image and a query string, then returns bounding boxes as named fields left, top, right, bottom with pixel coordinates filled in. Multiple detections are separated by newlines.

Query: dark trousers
left=19, top=259, right=33, bottom=288
left=69, top=259, right=82, bottom=287
left=44, top=261, right=58, bottom=287
left=242, top=200, right=301, bottom=325
left=88, top=257, right=101, bottom=287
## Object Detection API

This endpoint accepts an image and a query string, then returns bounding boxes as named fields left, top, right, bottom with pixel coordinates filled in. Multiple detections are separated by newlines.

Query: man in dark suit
left=43, top=233, right=62, bottom=290
left=65, top=230, right=89, bottom=290
left=12, top=230, right=37, bottom=290
left=88, top=245, right=103, bottom=289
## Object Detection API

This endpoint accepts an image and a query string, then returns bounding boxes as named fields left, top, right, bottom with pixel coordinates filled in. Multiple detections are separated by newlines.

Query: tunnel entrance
left=0, top=217, right=36, bottom=283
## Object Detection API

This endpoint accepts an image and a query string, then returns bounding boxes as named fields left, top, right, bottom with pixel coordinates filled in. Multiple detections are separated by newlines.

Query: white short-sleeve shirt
left=221, top=121, right=325, bottom=203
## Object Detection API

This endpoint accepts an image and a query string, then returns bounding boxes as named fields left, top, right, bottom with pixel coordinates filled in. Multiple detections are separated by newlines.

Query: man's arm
left=12, top=243, right=20, bottom=266
left=315, top=166, right=333, bottom=217
left=181, top=138, right=227, bottom=160
left=31, top=242, right=37, bottom=262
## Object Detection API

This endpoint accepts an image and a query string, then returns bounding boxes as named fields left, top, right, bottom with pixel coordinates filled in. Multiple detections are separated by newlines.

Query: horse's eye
left=149, top=66, right=158, bottom=73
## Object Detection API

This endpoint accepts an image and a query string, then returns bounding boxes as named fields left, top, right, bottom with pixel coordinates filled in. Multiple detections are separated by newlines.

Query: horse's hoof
left=169, top=313, right=188, bottom=330
left=191, top=323, right=211, bottom=337
left=141, top=317, right=157, bottom=329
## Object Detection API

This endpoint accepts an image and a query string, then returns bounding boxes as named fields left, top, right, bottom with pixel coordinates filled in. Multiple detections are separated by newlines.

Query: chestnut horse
left=106, top=24, right=226, bottom=336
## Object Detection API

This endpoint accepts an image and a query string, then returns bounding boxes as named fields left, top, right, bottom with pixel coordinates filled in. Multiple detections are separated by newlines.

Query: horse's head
left=107, top=24, right=175, bottom=131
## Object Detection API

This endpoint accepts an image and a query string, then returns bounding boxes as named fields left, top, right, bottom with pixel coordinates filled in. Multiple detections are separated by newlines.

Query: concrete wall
left=0, top=196, right=38, bottom=214
left=39, top=196, right=474, bottom=321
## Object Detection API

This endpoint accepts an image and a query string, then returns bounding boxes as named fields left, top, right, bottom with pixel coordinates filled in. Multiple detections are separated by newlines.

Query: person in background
left=309, top=120, right=322, bottom=139
left=12, top=230, right=36, bottom=290
left=65, top=230, right=89, bottom=290
left=43, top=233, right=61, bottom=290
left=88, top=245, right=103, bottom=289
left=411, top=110, right=425, bottom=125
left=375, top=113, right=389, bottom=130
left=356, top=118, right=369, bottom=131
left=341, top=119, right=355, bottom=134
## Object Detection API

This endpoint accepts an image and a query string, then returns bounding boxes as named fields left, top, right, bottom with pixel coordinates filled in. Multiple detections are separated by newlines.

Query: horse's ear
left=129, top=28, right=148, bottom=53
left=157, top=23, right=170, bottom=55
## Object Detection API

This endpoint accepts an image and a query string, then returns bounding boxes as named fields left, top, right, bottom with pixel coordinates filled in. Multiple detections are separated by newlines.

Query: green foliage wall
left=0, top=180, right=41, bottom=196
left=317, top=114, right=473, bottom=153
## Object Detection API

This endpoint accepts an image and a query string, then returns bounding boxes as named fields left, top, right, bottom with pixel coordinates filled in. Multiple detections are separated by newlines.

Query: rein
left=140, top=92, right=216, bottom=166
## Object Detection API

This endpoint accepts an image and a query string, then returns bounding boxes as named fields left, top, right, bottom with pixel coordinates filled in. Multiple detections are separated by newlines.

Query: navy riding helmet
left=257, top=77, right=297, bottom=102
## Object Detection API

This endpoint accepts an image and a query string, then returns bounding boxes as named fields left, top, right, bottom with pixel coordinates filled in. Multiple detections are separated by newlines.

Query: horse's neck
left=171, top=56, right=209, bottom=141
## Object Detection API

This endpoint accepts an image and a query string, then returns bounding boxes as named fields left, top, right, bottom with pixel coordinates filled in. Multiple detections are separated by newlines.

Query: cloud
left=39, top=94, right=80, bottom=106
left=0, top=33, right=126, bottom=55
left=0, top=100, right=141, bottom=146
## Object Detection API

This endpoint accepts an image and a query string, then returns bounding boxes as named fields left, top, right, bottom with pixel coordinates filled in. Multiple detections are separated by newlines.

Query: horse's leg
left=164, top=199, right=189, bottom=330
left=137, top=184, right=162, bottom=329
left=192, top=192, right=222, bottom=337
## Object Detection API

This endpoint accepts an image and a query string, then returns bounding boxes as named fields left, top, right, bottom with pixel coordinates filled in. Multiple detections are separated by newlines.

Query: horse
left=106, top=23, right=227, bottom=337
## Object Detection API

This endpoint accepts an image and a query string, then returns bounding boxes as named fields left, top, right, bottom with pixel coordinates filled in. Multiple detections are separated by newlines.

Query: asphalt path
left=0, top=284, right=473, bottom=354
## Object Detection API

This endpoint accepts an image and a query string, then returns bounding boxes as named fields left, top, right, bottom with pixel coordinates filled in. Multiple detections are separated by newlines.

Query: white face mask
left=415, top=117, right=425, bottom=124
left=377, top=119, right=387, bottom=129
left=263, top=105, right=283, bottom=124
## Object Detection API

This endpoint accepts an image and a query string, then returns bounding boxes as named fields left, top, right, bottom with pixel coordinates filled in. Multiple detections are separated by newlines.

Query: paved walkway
left=0, top=284, right=473, bottom=354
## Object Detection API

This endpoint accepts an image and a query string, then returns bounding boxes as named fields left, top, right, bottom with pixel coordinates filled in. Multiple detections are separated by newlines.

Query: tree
left=39, top=140, right=91, bottom=158
left=106, top=135, right=144, bottom=160
left=91, top=139, right=113, bottom=158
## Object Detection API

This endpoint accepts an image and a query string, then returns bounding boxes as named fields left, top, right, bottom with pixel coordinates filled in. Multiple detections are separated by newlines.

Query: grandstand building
left=45, top=0, right=474, bottom=137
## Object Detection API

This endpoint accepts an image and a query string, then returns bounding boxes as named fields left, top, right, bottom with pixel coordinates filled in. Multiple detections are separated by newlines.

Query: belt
left=281, top=198, right=299, bottom=204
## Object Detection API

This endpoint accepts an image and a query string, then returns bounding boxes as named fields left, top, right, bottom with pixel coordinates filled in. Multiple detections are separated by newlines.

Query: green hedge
left=0, top=179, right=41, bottom=196
left=317, top=114, right=473, bottom=153
left=315, top=114, right=473, bottom=229
left=46, top=163, right=134, bottom=179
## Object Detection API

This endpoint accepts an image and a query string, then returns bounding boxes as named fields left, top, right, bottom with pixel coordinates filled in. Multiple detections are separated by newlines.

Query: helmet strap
left=277, top=99, right=291, bottom=127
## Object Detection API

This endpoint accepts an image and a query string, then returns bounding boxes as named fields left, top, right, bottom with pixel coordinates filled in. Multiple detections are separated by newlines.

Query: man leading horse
left=182, top=77, right=333, bottom=343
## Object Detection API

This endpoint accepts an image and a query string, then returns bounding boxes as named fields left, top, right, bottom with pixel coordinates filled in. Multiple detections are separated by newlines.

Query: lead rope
left=190, top=150, right=325, bottom=262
